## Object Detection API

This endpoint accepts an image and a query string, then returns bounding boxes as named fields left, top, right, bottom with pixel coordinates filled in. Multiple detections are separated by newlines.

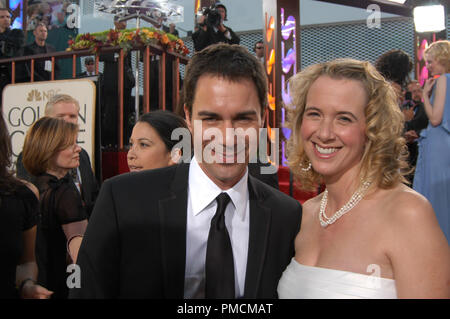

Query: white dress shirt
left=184, top=157, right=250, bottom=298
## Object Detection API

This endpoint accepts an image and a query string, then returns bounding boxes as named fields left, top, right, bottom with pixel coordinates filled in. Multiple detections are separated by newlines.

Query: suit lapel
left=158, top=163, right=189, bottom=298
left=244, top=176, right=272, bottom=298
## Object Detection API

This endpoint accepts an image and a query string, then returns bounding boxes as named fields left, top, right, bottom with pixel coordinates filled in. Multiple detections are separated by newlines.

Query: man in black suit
left=23, top=22, right=59, bottom=81
left=71, top=44, right=302, bottom=299
left=16, top=94, right=99, bottom=217
left=403, top=80, right=429, bottom=182
left=100, top=16, right=135, bottom=147
left=192, top=3, right=240, bottom=52
left=79, top=57, right=99, bottom=77
left=0, top=8, right=24, bottom=99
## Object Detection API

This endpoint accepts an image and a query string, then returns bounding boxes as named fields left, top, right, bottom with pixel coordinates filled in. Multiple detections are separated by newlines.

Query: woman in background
left=413, top=40, right=450, bottom=243
left=22, top=117, right=88, bottom=299
left=127, top=110, right=188, bottom=172
left=278, top=58, right=449, bottom=299
left=0, top=112, right=52, bottom=299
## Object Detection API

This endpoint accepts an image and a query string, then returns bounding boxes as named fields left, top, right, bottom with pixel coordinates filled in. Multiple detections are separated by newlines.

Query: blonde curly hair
left=286, top=58, right=409, bottom=191
left=425, top=40, right=450, bottom=73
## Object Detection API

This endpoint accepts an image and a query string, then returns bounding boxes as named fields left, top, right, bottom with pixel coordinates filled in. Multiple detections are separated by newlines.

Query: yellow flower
left=161, top=34, right=169, bottom=45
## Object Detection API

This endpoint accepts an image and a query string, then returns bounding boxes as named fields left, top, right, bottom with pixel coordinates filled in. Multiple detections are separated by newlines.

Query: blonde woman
left=278, top=59, right=449, bottom=298
left=413, top=40, right=450, bottom=243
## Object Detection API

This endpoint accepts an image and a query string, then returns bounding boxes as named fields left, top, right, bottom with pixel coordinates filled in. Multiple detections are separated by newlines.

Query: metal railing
left=0, top=43, right=190, bottom=149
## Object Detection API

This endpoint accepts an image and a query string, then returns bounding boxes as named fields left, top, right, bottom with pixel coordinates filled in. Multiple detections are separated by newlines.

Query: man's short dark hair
left=183, top=43, right=268, bottom=117
left=85, top=57, right=94, bottom=65
left=254, top=40, right=263, bottom=52
left=34, top=22, right=47, bottom=29
left=215, top=3, right=227, bottom=20
left=0, top=8, right=11, bottom=15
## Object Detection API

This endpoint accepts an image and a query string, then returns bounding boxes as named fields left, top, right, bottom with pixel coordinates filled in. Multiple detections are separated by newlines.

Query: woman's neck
left=323, top=170, right=364, bottom=210
left=46, top=167, right=71, bottom=179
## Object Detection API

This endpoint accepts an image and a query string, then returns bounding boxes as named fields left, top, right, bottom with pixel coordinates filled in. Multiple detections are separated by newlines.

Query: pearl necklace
left=319, top=181, right=371, bottom=227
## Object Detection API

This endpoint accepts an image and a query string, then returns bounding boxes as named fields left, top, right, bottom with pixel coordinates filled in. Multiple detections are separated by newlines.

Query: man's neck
left=35, top=39, right=45, bottom=47
left=0, top=26, right=8, bottom=34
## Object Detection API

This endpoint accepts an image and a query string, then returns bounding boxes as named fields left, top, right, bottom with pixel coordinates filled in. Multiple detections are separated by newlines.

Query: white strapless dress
left=277, top=258, right=397, bottom=299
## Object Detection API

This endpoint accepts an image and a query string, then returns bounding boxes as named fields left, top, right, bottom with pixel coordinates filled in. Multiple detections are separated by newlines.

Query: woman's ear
left=169, top=148, right=182, bottom=165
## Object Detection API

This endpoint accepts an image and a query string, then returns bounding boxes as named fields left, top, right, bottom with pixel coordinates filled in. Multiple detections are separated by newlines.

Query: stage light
left=387, top=0, right=407, bottom=4
left=413, top=4, right=445, bottom=32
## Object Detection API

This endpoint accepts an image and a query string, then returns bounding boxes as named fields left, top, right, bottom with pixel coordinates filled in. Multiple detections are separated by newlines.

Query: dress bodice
left=277, top=258, right=397, bottom=299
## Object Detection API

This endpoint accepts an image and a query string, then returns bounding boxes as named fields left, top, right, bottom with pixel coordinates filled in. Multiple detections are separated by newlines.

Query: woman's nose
left=127, top=147, right=135, bottom=159
left=317, top=119, right=335, bottom=142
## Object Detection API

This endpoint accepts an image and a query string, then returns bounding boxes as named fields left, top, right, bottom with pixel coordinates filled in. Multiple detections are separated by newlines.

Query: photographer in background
left=192, top=3, right=239, bottom=52
left=0, top=7, right=24, bottom=105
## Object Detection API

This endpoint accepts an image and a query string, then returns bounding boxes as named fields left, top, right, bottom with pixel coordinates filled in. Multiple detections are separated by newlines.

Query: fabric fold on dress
left=277, top=258, right=397, bottom=299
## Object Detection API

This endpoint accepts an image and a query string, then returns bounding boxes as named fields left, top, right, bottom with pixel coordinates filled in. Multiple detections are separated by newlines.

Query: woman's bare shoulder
left=378, top=184, right=445, bottom=246
left=382, top=184, right=434, bottom=221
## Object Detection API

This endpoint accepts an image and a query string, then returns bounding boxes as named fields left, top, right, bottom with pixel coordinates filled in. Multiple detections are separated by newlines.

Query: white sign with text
left=2, top=79, right=96, bottom=171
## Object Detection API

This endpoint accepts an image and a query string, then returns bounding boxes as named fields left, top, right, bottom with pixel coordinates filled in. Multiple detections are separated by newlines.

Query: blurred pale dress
left=413, top=73, right=450, bottom=243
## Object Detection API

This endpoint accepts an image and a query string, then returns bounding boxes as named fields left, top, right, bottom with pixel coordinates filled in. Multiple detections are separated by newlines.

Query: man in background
left=253, top=40, right=264, bottom=64
left=100, top=15, right=135, bottom=148
left=79, top=57, right=97, bottom=77
left=192, top=3, right=239, bottom=52
left=23, top=22, right=59, bottom=81
left=163, top=23, right=179, bottom=37
left=403, top=80, right=429, bottom=182
left=0, top=7, right=24, bottom=103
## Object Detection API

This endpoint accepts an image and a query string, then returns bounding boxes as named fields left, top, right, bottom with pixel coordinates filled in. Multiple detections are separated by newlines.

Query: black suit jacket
left=404, top=101, right=428, bottom=134
left=192, top=25, right=240, bottom=52
left=248, top=161, right=279, bottom=190
left=23, top=42, right=59, bottom=81
left=404, top=101, right=429, bottom=170
left=16, top=148, right=99, bottom=217
left=79, top=71, right=101, bottom=78
left=70, top=163, right=302, bottom=298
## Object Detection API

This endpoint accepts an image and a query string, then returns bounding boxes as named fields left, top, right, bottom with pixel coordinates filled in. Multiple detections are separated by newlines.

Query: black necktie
left=205, top=192, right=235, bottom=298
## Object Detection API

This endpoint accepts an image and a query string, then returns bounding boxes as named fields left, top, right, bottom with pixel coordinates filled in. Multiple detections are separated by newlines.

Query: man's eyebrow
left=234, top=110, right=258, bottom=117
left=197, top=111, right=219, bottom=117
left=197, top=110, right=258, bottom=118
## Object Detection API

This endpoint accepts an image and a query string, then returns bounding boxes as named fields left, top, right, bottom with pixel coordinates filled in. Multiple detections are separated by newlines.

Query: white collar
left=188, top=156, right=248, bottom=221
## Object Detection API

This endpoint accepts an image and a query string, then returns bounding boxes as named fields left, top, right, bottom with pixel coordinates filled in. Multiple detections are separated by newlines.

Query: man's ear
left=184, top=104, right=192, bottom=132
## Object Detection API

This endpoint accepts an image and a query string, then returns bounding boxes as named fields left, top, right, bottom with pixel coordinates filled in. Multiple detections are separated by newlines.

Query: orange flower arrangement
left=67, top=27, right=189, bottom=56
